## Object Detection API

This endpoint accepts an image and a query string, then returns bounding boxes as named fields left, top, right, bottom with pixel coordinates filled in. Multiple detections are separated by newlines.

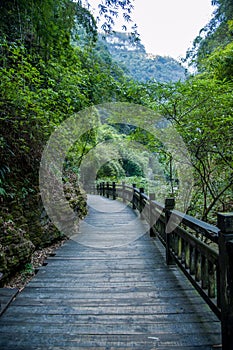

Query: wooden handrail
left=97, top=181, right=233, bottom=350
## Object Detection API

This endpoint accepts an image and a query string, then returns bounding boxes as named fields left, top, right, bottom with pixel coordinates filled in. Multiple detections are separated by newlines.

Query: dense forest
left=0, top=0, right=232, bottom=282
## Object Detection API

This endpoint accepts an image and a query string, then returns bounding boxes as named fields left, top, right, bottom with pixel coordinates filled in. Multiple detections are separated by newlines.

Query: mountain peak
left=100, top=32, right=186, bottom=83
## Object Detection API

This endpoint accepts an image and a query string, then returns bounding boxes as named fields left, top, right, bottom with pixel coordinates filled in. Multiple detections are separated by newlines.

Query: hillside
left=98, top=32, right=186, bottom=83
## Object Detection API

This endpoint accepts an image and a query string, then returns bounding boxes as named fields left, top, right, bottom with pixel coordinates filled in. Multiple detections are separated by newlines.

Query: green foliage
left=97, top=160, right=125, bottom=179
left=21, top=263, right=34, bottom=276
left=0, top=0, right=232, bottom=256
left=144, top=77, right=233, bottom=220
left=202, top=42, right=233, bottom=81
left=86, top=0, right=137, bottom=36
left=0, top=0, right=133, bottom=281
left=98, top=39, right=232, bottom=221
left=0, top=1, right=130, bottom=202
left=186, top=0, right=233, bottom=71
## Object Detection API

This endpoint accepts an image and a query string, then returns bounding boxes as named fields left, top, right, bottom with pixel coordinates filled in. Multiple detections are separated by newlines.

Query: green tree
left=143, top=78, right=233, bottom=221
left=186, top=0, right=233, bottom=70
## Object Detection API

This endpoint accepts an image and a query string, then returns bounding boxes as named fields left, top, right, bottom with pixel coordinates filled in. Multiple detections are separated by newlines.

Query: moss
left=0, top=250, right=7, bottom=274
left=0, top=170, right=88, bottom=279
left=0, top=218, right=35, bottom=280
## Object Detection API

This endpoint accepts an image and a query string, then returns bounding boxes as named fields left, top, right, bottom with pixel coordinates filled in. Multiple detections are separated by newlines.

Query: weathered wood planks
left=0, top=288, right=18, bottom=316
left=0, top=195, right=221, bottom=349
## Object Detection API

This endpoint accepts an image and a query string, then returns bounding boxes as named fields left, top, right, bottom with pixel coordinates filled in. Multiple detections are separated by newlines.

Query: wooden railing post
left=122, top=182, right=126, bottom=203
left=98, top=183, right=101, bottom=195
left=165, top=198, right=175, bottom=266
left=132, top=184, right=136, bottom=209
left=106, top=182, right=109, bottom=198
left=112, top=182, right=116, bottom=200
left=149, top=193, right=156, bottom=238
left=139, top=188, right=144, bottom=218
left=102, top=182, right=105, bottom=197
left=218, top=213, right=233, bottom=350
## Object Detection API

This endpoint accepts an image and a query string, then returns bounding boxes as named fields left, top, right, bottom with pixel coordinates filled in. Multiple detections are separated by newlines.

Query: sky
left=88, top=0, right=215, bottom=59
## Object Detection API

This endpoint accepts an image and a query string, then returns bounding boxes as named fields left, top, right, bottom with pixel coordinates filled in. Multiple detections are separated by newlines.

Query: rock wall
left=0, top=173, right=87, bottom=284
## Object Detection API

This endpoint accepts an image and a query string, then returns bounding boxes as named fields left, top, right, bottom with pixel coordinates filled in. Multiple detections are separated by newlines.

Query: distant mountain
left=99, top=32, right=186, bottom=83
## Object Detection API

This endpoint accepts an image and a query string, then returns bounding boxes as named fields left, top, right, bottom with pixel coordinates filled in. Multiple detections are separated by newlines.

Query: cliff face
left=99, top=32, right=186, bottom=83
left=0, top=172, right=87, bottom=284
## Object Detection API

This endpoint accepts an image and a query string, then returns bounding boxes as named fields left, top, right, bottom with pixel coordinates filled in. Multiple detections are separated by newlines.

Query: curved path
left=0, top=195, right=221, bottom=349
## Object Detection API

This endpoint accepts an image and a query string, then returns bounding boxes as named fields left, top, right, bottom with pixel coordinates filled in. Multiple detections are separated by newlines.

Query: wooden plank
left=0, top=288, right=18, bottom=316
left=0, top=318, right=221, bottom=332
left=0, top=332, right=221, bottom=349
left=14, top=288, right=199, bottom=300
left=2, top=303, right=220, bottom=317
left=15, top=283, right=196, bottom=293
left=9, top=295, right=207, bottom=308
left=2, top=311, right=219, bottom=324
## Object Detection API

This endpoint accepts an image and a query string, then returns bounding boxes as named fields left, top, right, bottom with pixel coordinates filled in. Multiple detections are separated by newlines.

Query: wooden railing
left=97, top=181, right=233, bottom=350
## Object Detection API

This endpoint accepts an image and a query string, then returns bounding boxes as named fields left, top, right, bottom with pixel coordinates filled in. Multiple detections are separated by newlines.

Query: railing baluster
left=195, top=250, right=201, bottom=282
left=112, top=182, right=116, bottom=200
left=181, top=238, right=185, bottom=265
left=149, top=193, right=156, bottom=238
left=185, top=241, right=190, bottom=269
left=165, top=198, right=175, bottom=265
left=132, top=184, right=136, bottom=209
left=218, top=213, right=233, bottom=350
left=177, top=236, right=182, bottom=260
left=139, top=187, right=144, bottom=218
left=122, top=182, right=126, bottom=203
left=190, top=245, right=195, bottom=275
left=208, top=260, right=216, bottom=299
left=217, top=265, right=221, bottom=309
left=173, top=233, right=177, bottom=255
left=201, top=256, right=208, bottom=290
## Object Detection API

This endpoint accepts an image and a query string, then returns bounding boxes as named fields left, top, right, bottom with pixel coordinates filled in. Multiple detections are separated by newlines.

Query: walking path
left=0, top=195, right=221, bottom=349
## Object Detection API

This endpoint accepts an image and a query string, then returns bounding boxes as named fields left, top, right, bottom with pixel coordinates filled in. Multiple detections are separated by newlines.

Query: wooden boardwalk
left=0, top=195, right=221, bottom=349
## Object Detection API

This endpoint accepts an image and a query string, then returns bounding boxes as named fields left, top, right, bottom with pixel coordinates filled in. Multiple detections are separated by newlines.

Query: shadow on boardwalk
left=0, top=195, right=221, bottom=349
